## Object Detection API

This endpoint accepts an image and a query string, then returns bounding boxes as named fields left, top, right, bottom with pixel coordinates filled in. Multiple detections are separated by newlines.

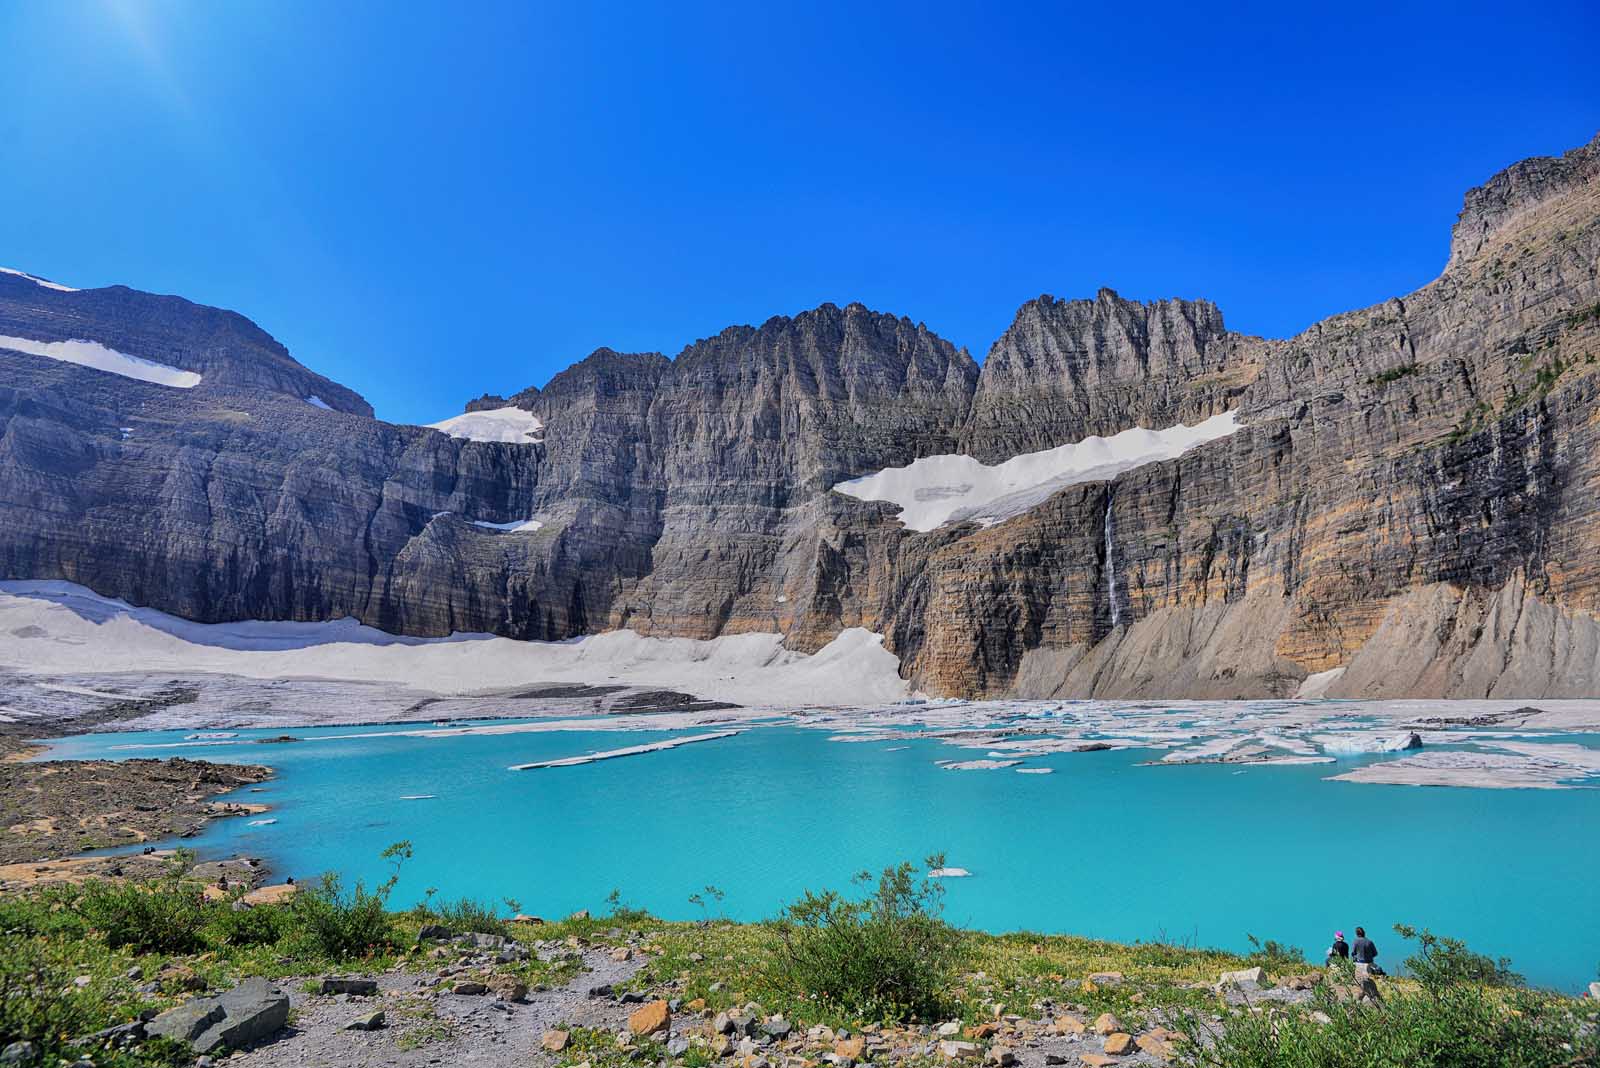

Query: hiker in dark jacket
left=1351, top=927, right=1379, bottom=967
left=1326, top=930, right=1350, bottom=962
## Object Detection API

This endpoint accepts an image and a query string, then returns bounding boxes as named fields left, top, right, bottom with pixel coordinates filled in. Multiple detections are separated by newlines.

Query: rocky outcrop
left=2, top=134, right=1598, bottom=699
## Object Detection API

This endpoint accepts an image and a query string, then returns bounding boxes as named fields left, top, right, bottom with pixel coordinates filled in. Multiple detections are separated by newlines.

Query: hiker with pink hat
left=1326, top=929, right=1350, bottom=963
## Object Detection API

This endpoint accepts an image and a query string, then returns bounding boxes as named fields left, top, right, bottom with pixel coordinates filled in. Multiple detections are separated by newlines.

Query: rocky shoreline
left=0, top=755, right=274, bottom=877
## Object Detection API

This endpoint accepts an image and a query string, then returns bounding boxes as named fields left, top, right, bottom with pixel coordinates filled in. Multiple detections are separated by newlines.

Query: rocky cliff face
left=3, top=134, right=1598, bottom=699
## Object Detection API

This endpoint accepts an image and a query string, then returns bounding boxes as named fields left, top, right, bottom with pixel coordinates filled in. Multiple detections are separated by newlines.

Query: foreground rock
left=147, top=977, right=290, bottom=1054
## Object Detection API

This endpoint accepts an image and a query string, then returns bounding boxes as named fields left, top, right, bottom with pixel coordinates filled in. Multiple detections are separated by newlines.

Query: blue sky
left=1, top=2, right=1595, bottom=424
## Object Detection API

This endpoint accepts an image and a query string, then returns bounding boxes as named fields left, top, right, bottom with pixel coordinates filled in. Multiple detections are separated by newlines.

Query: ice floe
left=509, top=729, right=743, bottom=770
left=928, top=867, right=971, bottom=878
left=0, top=335, right=201, bottom=388
left=425, top=406, right=545, bottom=444
left=831, top=411, right=1242, bottom=531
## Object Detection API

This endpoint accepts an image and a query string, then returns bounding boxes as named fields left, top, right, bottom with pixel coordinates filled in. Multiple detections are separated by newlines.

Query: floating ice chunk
left=941, top=758, right=1022, bottom=771
left=928, top=867, right=971, bottom=878
left=832, top=412, right=1242, bottom=531
left=0, top=335, right=201, bottom=388
left=1016, top=767, right=1054, bottom=775
left=398, top=794, right=436, bottom=800
left=246, top=818, right=277, bottom=826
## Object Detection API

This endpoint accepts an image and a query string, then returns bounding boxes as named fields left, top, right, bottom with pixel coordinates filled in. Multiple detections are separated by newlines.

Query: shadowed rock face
left=3, top=134, right=1599, bottom=698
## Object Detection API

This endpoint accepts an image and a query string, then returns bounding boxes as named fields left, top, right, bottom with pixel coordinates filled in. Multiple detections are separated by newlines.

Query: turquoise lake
left=40, top=721, right=1600, bottom=992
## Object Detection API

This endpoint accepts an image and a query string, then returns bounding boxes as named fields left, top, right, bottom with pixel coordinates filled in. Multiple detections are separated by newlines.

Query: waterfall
left=1104, top=487, right=1121, bottom=629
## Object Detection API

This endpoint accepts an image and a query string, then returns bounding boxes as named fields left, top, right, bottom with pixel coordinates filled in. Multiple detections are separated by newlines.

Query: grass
left=2, top=855, right=1596, bottom=1068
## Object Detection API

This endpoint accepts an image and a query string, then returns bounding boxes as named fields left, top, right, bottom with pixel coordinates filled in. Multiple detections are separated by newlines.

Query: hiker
left=1351, top=926, right=1381, bottom=974
left=1326, top=930, right=1349, bottom=962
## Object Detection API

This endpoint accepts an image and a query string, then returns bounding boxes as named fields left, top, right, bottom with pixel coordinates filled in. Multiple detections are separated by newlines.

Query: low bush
left=1393, top=924, right=1523, bottom=992
left=1243, top=934, right=1306, bottom=973
left=766, top=855, right=965, bottom=1023
left=77, top=877, right=208, bottom=954
left=285, top=840, right=411, bottom=960
left=206, top=900, right=290, bottom=947
left=1182, top=930, right=1592, bottom=1068
left=428, top=896, right=508, bottom=937
left=0, top=938, right=93, bottom=1049
left=1183, top=984, right=1594, bottom=1068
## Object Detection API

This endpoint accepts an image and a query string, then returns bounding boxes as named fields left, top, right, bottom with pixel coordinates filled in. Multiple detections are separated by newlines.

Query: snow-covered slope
left=472, top=518, right=544, bottom=533
left=0, top=581, right=909, bottom=707
left=0, top=334, right=202, bottom=389
left=425, top=405, right=545, bottom=443
left=832, top=412, right=1243, bottom=531
left=0, top=266, right=78, bottom=292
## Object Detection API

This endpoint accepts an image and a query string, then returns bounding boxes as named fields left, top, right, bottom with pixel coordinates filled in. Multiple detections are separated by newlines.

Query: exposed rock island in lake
left=3, top=135, right=1600, bottom=700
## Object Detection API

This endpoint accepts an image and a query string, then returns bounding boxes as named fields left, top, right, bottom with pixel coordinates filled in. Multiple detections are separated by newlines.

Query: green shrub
left=76, top=877, right=208, bottom=954
left=1243, top=934, right=1306, bottom=973
left=765, top=855, right=965, bottom=1023
left=286, top=874, right=396, bottom=960
left=428, top=897, right=508, bottom=937
left=285, top=841, right=411, bottom=960
left=206, top=901, right=290, bottom=947
left=1392, top=924, right=1523, bottom=992
left=0, top=938, right=93, bottom=1050
left=1182, top=984, right=1594, bottom=1068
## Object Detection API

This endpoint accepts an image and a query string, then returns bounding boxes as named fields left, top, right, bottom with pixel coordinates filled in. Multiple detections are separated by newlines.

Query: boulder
left=542, top=1030, right=571, bottom=1052
left=937, top=1022, right=961, bottom=1037
left=711, top=1035, right=735, bottom=1057
left=0, top=1043, right=36, bottom=1065
left=1135, top=1031, right=1177, bottom=1059
left=344, top=1010, right=385, bottom=1031
left=986, top=1049, right=1017, bottom=1067
left=488, top=975, right=528, bottom=1003
left=1092, top=1014, right=1120, bottom=1037
left=1219, top=967, right=1265, bottom=987
left=417, top=924, right=454, bottom=941
left=453, top=981, right=488, bottom=996
left=938, top=1041, right=980, bottom=1061
left=1080, top=1056, right=1116, bottom=1068
left=146, top=1001, right=225, bottom=1043
left=319, top=977, right=378, bottom=996
left=1102, top=1033, right=1133, bottom=1056
left=762, top=1019, right=793, bottom=1039
left=189, top=977, right=291, bottom=1053
left=966, top=1022, right=998, bottom=1040
left=1589, top=981, right=1600, bottom=1000
left=628, top=1000, right=671, bottom=1037
left=1054, top=1015, right=1085, bottom=1036
left=611, top=947, right=633, bottom=962
left=834, top=1037, right=865, bottom=1060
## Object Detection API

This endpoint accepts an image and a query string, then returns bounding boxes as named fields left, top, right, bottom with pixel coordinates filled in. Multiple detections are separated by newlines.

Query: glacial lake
left=40, top=721, right=1600, bottom=992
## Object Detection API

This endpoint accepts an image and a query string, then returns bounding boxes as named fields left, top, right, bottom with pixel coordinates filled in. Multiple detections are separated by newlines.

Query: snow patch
left=0, top=266, right=78, bottom=292
left=0, top=580, right=910, bottom=708
left=832, top=411, right=1243, bottom=531
left=0, top=335, right=201, bottom=389
left=1295, top=666, right=1345, bottom=699
left=425, top=406, right=545, bottom=444
left=472, top=518, right=544, bottom=534
left=305, top=395, right=333, bottom=410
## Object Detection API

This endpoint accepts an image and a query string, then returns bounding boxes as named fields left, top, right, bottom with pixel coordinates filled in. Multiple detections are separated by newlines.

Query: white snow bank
left=306, top=395, right=333, bottom=410
left=833, top=411, right=1243, bottom=531
left=425, top=406, right=544, bottom=444
left=0, top=335, right=201, bottom=389
left=0, top=580, right=909, bottom=707
left=0, top=266, right=78, bottom=292
left=472, top=518, right=544, bottom=533
left=1295, top=666, right=1345, bottom=699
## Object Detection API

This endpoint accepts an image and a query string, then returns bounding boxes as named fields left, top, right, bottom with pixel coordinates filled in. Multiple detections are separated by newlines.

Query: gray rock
left=417, top=924, right=454, bottom=942
left=190, top=977, right=291, bottom=1053
left=146, top=1000, right=225, bottom=1043
left=344, top=1010, right=386, bottom=1031
left=320, top=977, right=379, bottom=996
left=0, top=1043, right=36, bottom=1065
